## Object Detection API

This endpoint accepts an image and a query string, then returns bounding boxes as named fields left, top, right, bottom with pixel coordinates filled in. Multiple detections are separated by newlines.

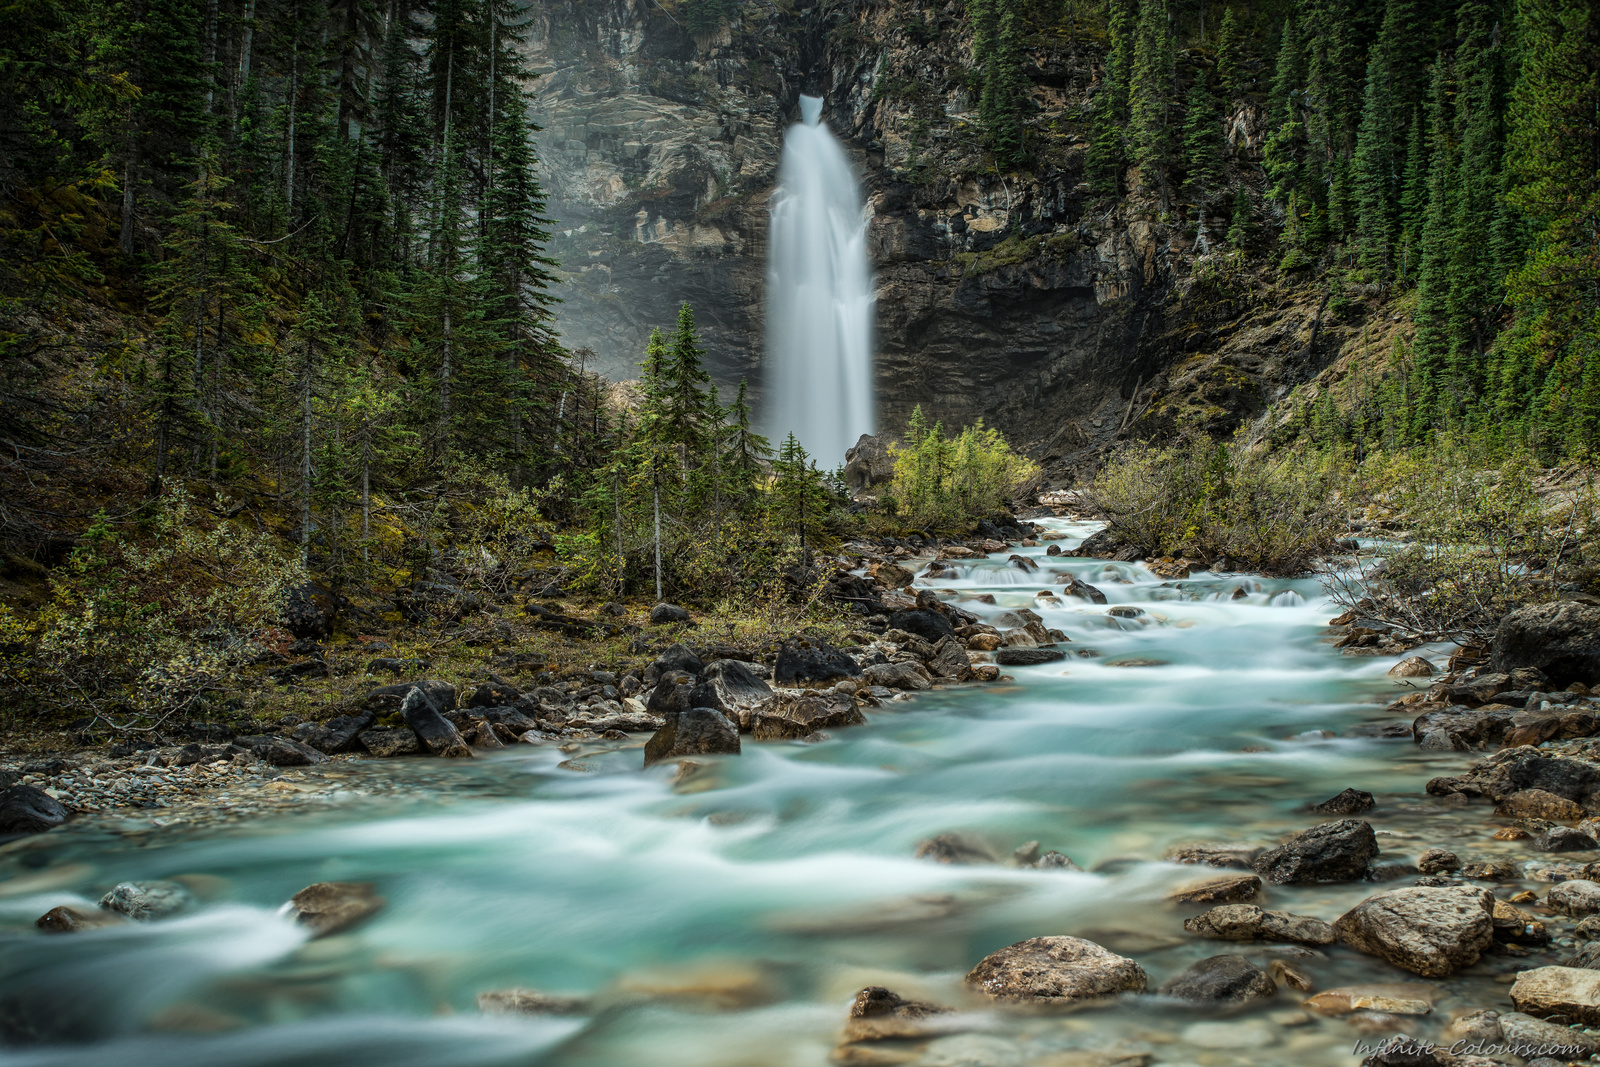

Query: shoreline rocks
left=965, top=936, right=1147, bottom=1005
left=1253, top=820, right=1379, bottom=884
left=1332, top=885, right=1495, bottom=977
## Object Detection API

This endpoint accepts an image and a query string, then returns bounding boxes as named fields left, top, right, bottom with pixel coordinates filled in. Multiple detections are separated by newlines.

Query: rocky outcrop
left=1252, top=820, right=1378, bottom=884
left=1332, top=886, right=1495, bottom=977
left=1491, top=601, right=1600, bottom=688
left=519, top=0, right=1331, bottom=469
left=965, top=936, right=1147, bottom=1004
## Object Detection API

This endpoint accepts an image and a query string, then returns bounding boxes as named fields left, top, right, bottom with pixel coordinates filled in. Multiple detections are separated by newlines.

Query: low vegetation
left=1082, top=435, right=1347, bottom=574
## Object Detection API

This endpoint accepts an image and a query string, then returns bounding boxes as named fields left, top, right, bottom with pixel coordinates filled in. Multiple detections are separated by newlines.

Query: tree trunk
left=202, top=0, right=218, bottom=114
left=300, top=350, right=314, bottom=562
left=361, top=423, right=371, bottom=564
left=233, top=0, right=257, bottom=133
left=614, top=466, right=625, bottom=594
left=653, top=475, right=662, bottom=602
left=285, top=44, right=299, bottom=217
left=119, top=158, right=137, bottom=256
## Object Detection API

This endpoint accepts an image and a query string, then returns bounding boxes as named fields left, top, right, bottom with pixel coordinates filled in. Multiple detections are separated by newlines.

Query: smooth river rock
left=99, top=880, right=196, bottom=921
left=994, top=648, right=1067, bottom=666
left=0, top=785, right=69, bottom=835
left=965, top=936, right=1147, bottom=1005
left=1510, top=966, right=1600, bottom=1025
left=284, top=881, right=385, bottom=938
left=1183, top=904, right=1336, bottom=945
left=1547, top=879, right=1600, bottom=916
left=1332, top=885, right=1495, bottom=977
left=1252, top=819, right=1379, bottom=884
left=1158, top=954, right=1276, bottom=1005
left=642, top=707, right=740, bottom=768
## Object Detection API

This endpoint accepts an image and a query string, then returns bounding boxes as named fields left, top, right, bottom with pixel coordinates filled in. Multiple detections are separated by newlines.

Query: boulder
left=1310, top=788, right=1375, bottom=815
left=0, top=785, right=68, bottom=835
left=1496, top=1011, right=1600, bottom=1056
left=1253, top=820, right=1379, bottom=884
left=1389, top=657, right=1436, bottom=678
left=1059, top=574, right=1108, bottom=604
left=914, top=833, right=996, bottom=864
left=649, top=643, right=705, bottom=681
left=359, top=727, right=422, bottom=757
left=642, top=707, right=740, bottom=768
left=1158, top=954, right=1276, bottom=1005
left=1547, top=880, right=1600, bottom=916
left=1498, top=788, right=1587, bottom=820
left=870, top=561, right=916, bottom=588
left=843, top=434, right=895, bottom=490
left=773, top=636, right=860, bottom=684
left=291, top=711, right=376, bottom=754
left=1167, top=875, right=1262, bottom=905
left=35, top=905, right=125, bottom=933
left=861, top=662, right=932, bottom=690
left=995, top=648, right=1067, bottom=666
left=1431, top=748, right=1600, bottom=804
left=688, top=660, right=774, bottom=729
left=650, top=603, right=691, bottom=625
left=1165, top=843, right=1263, bottom=869
left=1412, top=705, right=1513, bottom=750
left=477, top=989, right=592, bottom=1016
left=466, top=681, right=520, bottom=708
left=1332, top=885, right=1495, bottom=977
left=233, top=734, right=328, bottom=767
left=888, top=609, right=956, bottom=643
left=99, top=880, right=195, bottom=921
left=840, top=986, right=959, bottom=1043
left=646, top=670, right=697, bottom=716
left=928, top=636, right=973, bottom=681
left=965, top=936, right=1147, bottom=1005
left=1539, top=826, right=1600, bottom=852
left=1417, top=848, right=1461, bottom=874
left=401, top=687, right=472, bottom=757
left=749, top=693, right=865, bottom=740
left=1183, top=904, right=1336, bottom=945
left=1509, top=966, right=1600, bottom=1025
left=284, top=881, right=385, bottom=938
left=366, top=679, right=457, bottom=715
left=1491, top=601, right=1600, bottom=688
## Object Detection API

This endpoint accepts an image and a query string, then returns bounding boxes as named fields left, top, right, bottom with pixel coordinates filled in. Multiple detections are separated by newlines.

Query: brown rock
left=1162, top=843, right=1263, bottom=869
left=914, top=833, right=995, bottom=865
left=1497, top=788, right=1587, bottom=821
left=1167, top=875, right=1261, bottom=905
left=1509, top=966, right=1600, bottom=1025
left=35, top=905, right=126, bottom=933
left=477, top=989, right=591, bottom=1015
left=1182, top=904, right=1336, bottom=945
left=1389, top=657, right=1436, bottom=678
left=965, top=936, right=1147, bottom=1005
left=967, top=633, right=1002, bottom=652
left=1548, top=879, right=1600, bottom=916
left=284, top=881, right=385, bottom=938
left=841, top=986, right=959, bottom=1042
left=1417, top=848, right=1461, bottom=874
left=1303, top=984, right=1436, bottom=1016
left=1332, top=886, right=1495, bottom=977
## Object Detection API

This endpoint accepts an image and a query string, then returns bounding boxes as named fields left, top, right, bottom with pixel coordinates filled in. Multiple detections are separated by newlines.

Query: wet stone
left=1417, top=848, right=1461, bottom=874
left=284, top=881, right=385, bottom=938
left=1253, top=819, right=1379, bottom=884
left=1509, top=966, right=1600, bottom=1025
left=965, top=936, right=1147, bottom=1005
left=0, top=785, right=69, bottom=835
left=1547, top=880, right=1600, bottom=916
left=642, top=707, right=740, bottom=768
left=1166, top=875, right=1261, bottom=905
left=1538, top=826, right=1600, bottom=852
left=35, top=905, right=126, bottom=933
left=840, top=986, right=960, bottom=1043
left=1164, top=842, right=1264, bottom=869
left=1158, top=954, right=1275, bottom=1006
left=359, top=728, right=421, bottom=757
left=99, top=880, right=195, bottom=921
left=477, top=989, right=592, bottom=1016
left=1310, top=788, right=1375, bottom=815
left=1332, top=885, right=1495, bottom=977
left=1182, top=904, right=1336, bottom=945
left=1498, top=788, right=1588, bottom=821
left=915, top=833, right=995, bottom=865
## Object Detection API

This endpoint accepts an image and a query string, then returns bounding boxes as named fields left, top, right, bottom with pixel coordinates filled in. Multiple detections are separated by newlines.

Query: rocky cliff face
left=521, top=0, right=1361, bottom=476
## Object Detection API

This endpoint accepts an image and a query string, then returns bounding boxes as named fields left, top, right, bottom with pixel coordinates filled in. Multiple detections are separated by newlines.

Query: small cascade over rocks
left=764, top=95, right=875, bottom=464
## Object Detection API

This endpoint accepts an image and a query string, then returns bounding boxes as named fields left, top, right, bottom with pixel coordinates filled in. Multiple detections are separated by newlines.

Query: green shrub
left=1324, top=447, right=1599, bottom=640
left=1084, top=436, right=1346, bottom=574
left=882, top=407, right=1039, bottom=531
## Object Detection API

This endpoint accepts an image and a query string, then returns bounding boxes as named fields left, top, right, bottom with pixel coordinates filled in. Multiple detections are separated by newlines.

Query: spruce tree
left=1129, top=0, right=1176, bottom=196
left=1215, top=7, right=1241, bottom=96
left=1182, top=71, right=1225, bottom=202
left=1087, top=0, right=1136, bottom=195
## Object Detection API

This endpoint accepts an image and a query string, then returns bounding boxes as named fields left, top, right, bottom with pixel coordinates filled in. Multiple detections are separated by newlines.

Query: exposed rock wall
left=521, top=0, right=1354, bottom=474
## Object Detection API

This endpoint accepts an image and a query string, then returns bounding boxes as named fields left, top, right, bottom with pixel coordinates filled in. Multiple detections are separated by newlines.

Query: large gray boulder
left=642, top=707, right=740, bottom=768
left=773, top=636, right=860, bottom=684
left=749, top=693, right=864, bottom=740
left=1333, top=885, right=1495, bottom=977
left=965, top=936, right=1147, bottom=1005
left=1183, top=904, right=1335, bottom=945
left=291, top=711, right=376, bottom=754
left=0, top=785, right=68, bottom=835
left=366, top=679, right=457, bottom=715
left=1492, top=601, right=1600, bottom=688
left=1427, top=747, right=1600, bottom=804
left=688, top=660, right=772, bottom=729
left=400, top=687, right=472, bottom=757
left=843, top=434, right=895, bottom=490
left=1252, top=820, right=1378, bottom=884
left=1158, top=954, right=1276, bottom=1006
left=233, top=734, right=328, bottom=766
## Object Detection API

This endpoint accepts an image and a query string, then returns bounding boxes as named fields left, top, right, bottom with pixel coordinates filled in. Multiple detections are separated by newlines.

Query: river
left=0, top=521, right=1498, bottom=1066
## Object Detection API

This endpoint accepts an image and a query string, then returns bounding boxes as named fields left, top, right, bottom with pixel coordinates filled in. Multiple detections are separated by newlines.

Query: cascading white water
left=764, top=95, right=875, bottom=465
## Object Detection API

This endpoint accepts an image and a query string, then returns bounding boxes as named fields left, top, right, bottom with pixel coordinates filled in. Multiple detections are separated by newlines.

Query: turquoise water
left=0, top=523, right=1484, bottom=1066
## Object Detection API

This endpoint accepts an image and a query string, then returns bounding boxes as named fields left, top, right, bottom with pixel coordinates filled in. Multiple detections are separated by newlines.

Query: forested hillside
left=0, top=0, right=1595, bottom=612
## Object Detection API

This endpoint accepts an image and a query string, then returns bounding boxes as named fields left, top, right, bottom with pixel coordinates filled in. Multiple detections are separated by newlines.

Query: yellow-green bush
left=882, top=408, right=1039, bottom=531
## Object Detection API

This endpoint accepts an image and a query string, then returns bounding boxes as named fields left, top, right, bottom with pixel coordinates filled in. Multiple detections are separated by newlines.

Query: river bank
left=3, top=520, right=1600, bottom=1066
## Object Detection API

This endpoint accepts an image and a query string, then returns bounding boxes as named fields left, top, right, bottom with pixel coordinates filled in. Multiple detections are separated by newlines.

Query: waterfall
left=764, top=95, right=875, bottom=466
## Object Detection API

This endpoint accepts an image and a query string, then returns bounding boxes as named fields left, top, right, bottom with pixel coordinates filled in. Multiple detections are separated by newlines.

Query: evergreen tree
left=980, top=0, right=1032, bottom=168
left=1215, top=7, right=1241, bottom=95
left=1129, top=0, right=1177, bottom=195
left=1182, top=71, right=1226, bottom=202
left=1087, top=0, right=1137, bottom=195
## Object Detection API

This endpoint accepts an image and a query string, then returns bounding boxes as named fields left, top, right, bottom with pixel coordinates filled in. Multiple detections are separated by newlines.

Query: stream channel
left=0, top=520, right=1504, bottom=1067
